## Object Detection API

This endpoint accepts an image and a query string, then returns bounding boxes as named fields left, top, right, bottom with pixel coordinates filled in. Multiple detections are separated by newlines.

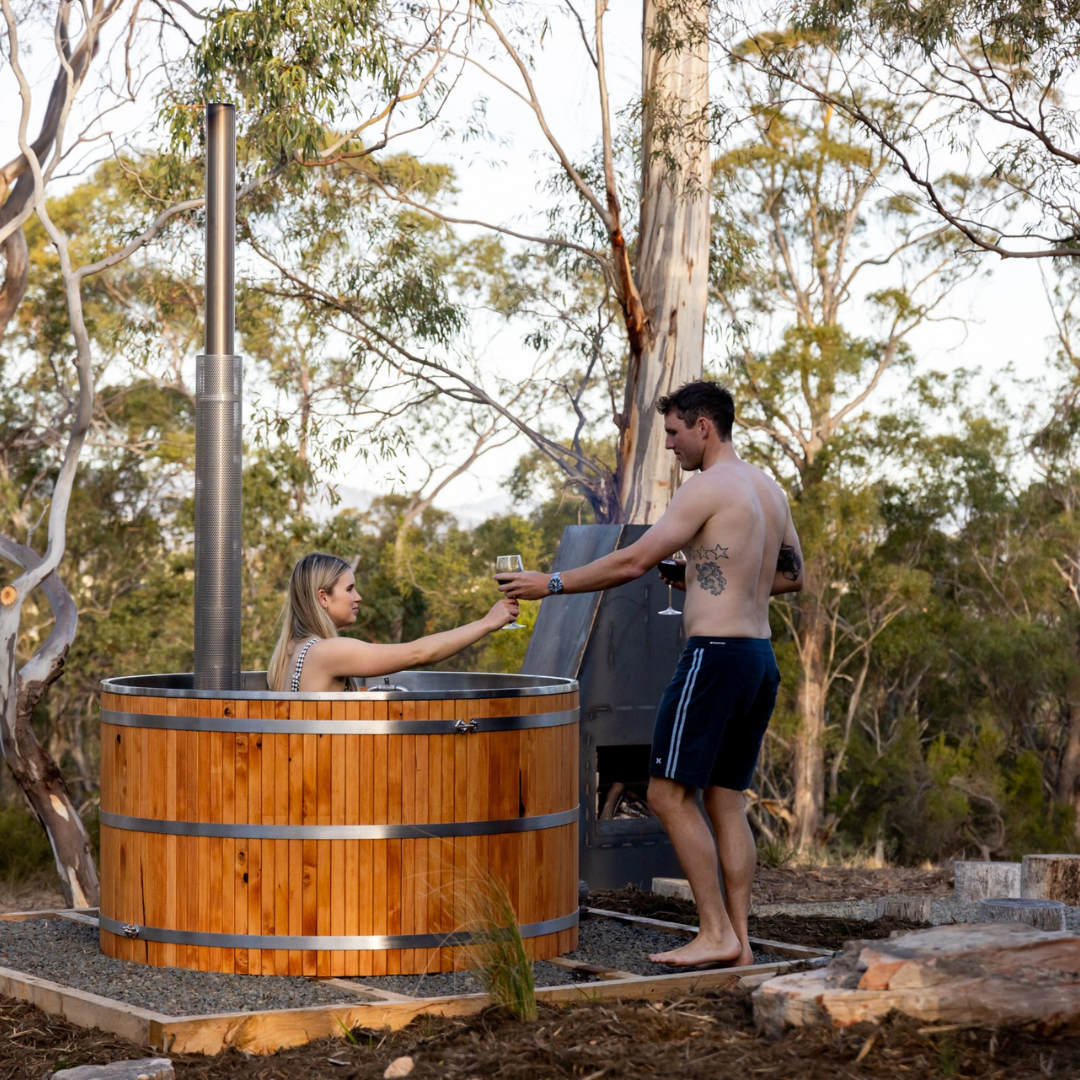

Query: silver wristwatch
left=547, top=571, right=564, bottom=595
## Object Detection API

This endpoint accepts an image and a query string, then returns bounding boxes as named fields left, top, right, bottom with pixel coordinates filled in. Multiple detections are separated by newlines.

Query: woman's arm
left=304, top=598, right=520, bottom=683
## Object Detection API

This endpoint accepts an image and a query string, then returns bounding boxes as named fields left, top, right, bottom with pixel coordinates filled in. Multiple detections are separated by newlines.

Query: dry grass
left=0, top=873, right=64, bottom=914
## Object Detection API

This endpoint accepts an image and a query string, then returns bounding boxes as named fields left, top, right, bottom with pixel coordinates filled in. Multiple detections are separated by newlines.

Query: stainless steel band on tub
left=99, top=909, right=579, bottom=950
left=100, top=807, right=579, bottom=839
left=99, top=708, right=577, bottom=734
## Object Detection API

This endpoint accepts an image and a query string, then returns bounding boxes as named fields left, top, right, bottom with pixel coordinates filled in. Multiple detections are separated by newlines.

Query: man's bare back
left=678, top=460, right=794, bottom=639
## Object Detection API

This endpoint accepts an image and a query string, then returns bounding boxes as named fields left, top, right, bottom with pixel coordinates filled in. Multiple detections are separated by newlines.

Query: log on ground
left=1022, top=855, right=1080, bottom=904
left=953, top=860, right=1020, bottom=903
left=874, top=896, right=931, bottom=922
left=979, top=897, right=1066, bottom=931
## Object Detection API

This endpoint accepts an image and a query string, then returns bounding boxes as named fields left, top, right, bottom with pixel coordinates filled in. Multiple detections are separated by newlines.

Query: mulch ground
left=5, top=990, right=1079, bottom=1080
left=587, top=876, right=944, bottom=948
left=750, top=864, right=953, bottom=904
left=7, top=867, right=1077, bottom=1080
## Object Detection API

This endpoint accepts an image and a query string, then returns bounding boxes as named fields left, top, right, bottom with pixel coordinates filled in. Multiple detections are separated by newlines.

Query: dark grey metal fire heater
left=194, top=103, right=242, bottom=691
left=522, top=525, right=684, bottom=890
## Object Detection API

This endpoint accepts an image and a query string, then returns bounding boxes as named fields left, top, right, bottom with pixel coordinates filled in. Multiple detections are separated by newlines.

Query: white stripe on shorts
left=666, top=647, right=703, bottom=778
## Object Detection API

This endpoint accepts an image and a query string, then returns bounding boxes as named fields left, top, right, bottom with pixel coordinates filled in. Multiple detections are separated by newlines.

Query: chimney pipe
left=194, top=103, right=242, bottom=690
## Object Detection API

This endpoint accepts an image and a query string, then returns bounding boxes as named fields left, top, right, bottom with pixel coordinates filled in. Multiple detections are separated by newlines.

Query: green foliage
left=10, top=8, right=1080, bottom=888
left=0, top=804, right=58, bottom=882
left=165, top=0, right=391, bottom=167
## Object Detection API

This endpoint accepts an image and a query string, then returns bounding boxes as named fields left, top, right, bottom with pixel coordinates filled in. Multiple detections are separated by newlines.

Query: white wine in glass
left=495, top=554, right=525, bottom=629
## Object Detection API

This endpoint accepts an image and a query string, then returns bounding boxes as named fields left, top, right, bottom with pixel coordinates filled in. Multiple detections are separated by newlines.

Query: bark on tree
left=0, top=0, right=120, bottom=908
left=1056, top=630, right=1080, bottom=835
left=616, top=0, right=711, bottom=524
left=0, top=13, right=104, bottom=338
left=0, top=540, right=99, bottom=907
left=791, top=587, right=828, bottom=851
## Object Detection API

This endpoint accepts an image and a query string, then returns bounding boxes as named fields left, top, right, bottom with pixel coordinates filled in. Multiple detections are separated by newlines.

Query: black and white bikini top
left=291, top=637, right=320, bottom=692
left=291, top=637, right=363, bottom=692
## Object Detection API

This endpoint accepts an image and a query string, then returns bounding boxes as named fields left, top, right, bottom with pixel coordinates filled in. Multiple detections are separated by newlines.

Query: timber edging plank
left=583, top=908, right=834, bottom=960
left=0, top=907, right=831, bottom=1055
left=0, top=963, right=169, bottom=1046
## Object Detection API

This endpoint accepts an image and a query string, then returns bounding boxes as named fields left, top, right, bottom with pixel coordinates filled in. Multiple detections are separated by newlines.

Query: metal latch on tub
left=454, top=719, right=479, bottom=733
left=122, top=923, right=140, bottom=938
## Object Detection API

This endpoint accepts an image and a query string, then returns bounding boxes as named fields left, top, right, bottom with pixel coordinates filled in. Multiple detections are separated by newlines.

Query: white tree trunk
left=616, top=0, right=711, bottom=524
left=0, top=542, right=99, bottom=908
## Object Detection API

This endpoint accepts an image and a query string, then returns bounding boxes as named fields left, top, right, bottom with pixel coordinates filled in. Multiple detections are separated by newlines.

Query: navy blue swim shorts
left=650, top=637, right=780, bottom=791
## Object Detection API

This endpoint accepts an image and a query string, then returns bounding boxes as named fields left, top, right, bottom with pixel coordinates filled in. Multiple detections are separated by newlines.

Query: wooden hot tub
left=98, top=671, right=579, bottom=976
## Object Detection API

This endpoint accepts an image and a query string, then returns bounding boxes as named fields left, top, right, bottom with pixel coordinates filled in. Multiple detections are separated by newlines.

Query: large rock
left=753, top=923, right=1080, bottom=1036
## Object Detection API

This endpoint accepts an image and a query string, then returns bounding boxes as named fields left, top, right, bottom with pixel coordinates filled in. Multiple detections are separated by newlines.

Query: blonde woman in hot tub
left=267, top=551, right=520, bottom=693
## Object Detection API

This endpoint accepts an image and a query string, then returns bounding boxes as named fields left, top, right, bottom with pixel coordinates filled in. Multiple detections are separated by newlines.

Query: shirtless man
left=496, top=381, right=803, bottom=968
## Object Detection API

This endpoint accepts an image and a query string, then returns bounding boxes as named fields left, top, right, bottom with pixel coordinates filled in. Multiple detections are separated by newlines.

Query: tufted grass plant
left=467, top=871, right=537, bottom=1022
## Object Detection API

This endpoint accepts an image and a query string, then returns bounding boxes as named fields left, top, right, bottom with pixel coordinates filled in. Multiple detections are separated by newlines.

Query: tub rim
left=100, top=670, right=578, bottom=701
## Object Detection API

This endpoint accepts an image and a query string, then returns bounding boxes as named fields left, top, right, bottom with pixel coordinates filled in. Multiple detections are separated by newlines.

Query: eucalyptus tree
left=711, top=43, right=976, bottom=850
left=437, top=0, right=715, bottom=523
left=1017, top=273, right=1080, bottom=832
left=721, top=0, right=1080, bottom=261
left=0, top=0, right=175, bottom=907
left=0, top=0, right=437, bottom=904
left=178, top=0, right=714, bottom=523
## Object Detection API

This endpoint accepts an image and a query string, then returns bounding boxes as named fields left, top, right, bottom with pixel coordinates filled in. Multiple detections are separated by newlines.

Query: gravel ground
left=0, top=913, right=784, bottom=1012
left=0, top=920, right=363, bottom=1015
left=356, top=916, right=788, bottom=998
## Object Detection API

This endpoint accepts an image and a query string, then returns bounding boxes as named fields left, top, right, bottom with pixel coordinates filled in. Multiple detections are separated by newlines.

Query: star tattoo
left=691, top=542, right=730, bottom=597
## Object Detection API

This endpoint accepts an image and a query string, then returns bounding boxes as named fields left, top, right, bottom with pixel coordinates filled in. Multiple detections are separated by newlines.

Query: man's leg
left=703, top=785, right=755, bottom=967
left=644, top=776, right=742, bottom=966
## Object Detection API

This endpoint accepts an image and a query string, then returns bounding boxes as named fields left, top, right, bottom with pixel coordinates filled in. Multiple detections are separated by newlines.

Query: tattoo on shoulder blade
left=777, top=543, right=801, bottom=581
left=690, top=542, right=730, bottom=597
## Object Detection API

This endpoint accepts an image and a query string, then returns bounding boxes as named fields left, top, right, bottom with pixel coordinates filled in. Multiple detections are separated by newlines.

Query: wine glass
left=657, top=551, right=685, bottom=616
left=495, top=554, right=526, bottom=629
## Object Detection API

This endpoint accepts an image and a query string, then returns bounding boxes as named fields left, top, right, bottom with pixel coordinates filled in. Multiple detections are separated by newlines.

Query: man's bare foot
left=648, top=933, right=747, bottom=968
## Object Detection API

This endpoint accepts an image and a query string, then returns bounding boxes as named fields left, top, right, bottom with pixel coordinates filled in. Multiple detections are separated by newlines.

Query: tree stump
left=978, top=897, right=1066, bottom=932
left=1022, top=855, right=1080, bottom=904
left=954, top=860, right=1021, bottom=903
left=875, top=895, right=932, bottom=922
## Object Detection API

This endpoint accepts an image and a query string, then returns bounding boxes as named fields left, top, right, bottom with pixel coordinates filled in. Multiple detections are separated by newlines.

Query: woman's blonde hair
left=267, top=552, right=352, bottom=691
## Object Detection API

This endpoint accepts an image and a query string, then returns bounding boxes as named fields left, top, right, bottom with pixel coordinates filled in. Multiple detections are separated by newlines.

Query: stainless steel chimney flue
left=194, top=103, right=242, bottom=690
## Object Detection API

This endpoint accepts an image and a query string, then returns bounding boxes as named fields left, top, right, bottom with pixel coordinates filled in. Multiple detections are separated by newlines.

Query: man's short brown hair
left=656, top=381, right=735, bottom=441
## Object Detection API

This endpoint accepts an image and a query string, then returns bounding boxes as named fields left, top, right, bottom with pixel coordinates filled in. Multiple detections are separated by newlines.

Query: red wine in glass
left=658, top=554, right=685, bottom=615
left=658, top=559, right=685, bottom=583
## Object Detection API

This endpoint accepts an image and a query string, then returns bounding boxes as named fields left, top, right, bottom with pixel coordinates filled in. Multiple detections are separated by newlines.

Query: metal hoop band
left=100, top=807, right=579, bottom=839
left=100, top=708, right=577, bottom=735
left=98, top=910, right=579, bottom=951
